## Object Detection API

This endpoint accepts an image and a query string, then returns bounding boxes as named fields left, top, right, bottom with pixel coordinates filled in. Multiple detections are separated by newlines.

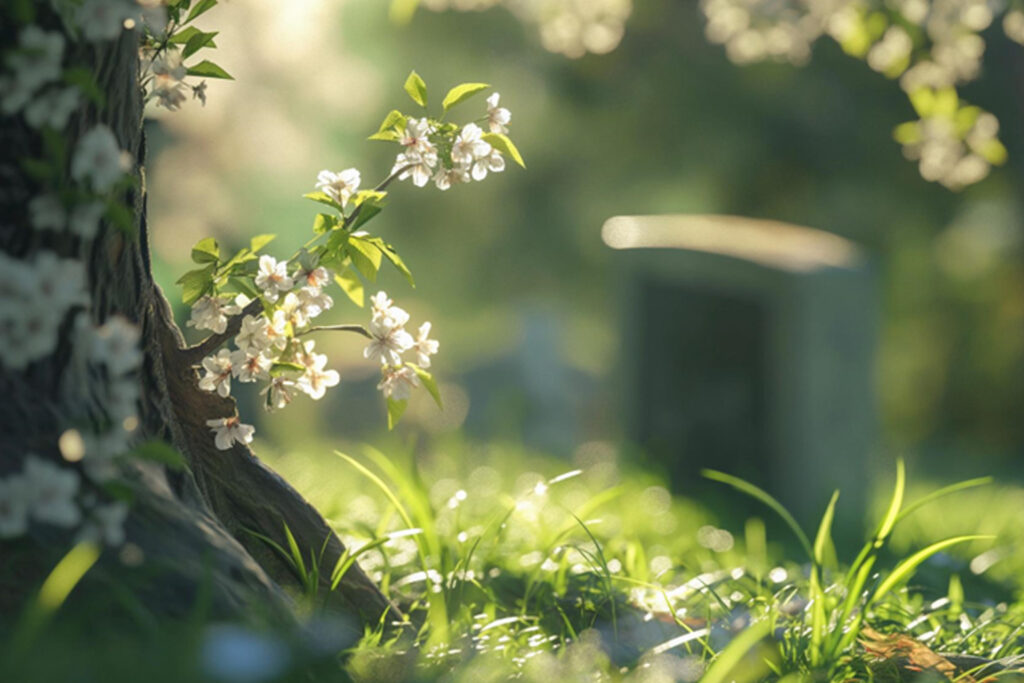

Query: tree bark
left=0, top=16, right=396, bottom=635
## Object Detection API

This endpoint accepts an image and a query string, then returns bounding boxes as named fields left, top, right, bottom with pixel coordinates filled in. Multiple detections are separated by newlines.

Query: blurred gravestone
left=603, top=215, right=876, bottom=530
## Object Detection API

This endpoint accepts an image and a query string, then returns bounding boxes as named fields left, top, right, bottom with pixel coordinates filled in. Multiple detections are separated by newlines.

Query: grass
left=4, top=434, right=1024, bottom=682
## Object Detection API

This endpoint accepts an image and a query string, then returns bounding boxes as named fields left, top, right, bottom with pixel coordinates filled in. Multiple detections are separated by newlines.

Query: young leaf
left=481, top=132, right=526, bottom=168
left=368, top=110, right=407, bottom=141
left=442, top=82, right=490, bottom=112
left=185, top=0, right=218, bottom=23
left=271, top=362, right=306, bottom=377
left=190, top=237, right=220, bottom=264
left=63, top=67, right=104, bottom=107
left=404, top=70, right=428, bottom=108
left=368, top=237, right=415, bottom=286
left=249, top=234, right=276, bottom=252
left=228, top=276, right=260, bottom=300
left=334, top=269, right=365, bottom=307
left=168, top=26, right=205, bottom=43
left=409, top=364, right=442, bottom=409
left=312, top=213, right=337, bottom=235
left=186, top=60, right=233, bottom=80
left=182, top=30, right=218, bottom=59
left=387, top=398, right=408, bottom=430
left=303, top=191, right=343, bottom=211
left=175, top=265, right=215, bottom=305
left=131, top=440, right=187, bottom=471
left=349, top=202, right=384, bottom=233
left=347, top=235, right=383, bottom=283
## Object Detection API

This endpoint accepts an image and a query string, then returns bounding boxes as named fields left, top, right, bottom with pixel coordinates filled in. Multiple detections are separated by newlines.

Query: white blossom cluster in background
left=364, top=291, right=438, bottom=401
left=698, top=0, right=1013, bottom=189
left=0, top=454, right=129, bottom=545
left=0, top=251, right=88, bottom=370
left=420, top=0, right=632, bottom=58
left=193, top=254, right=344, bottom=450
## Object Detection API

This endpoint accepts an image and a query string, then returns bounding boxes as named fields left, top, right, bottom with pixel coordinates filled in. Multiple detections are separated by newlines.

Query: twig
left=296, top=324, right=371, bottom=339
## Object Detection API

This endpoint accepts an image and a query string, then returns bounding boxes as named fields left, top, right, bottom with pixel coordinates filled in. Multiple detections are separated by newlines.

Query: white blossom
left=369, top=291, right=394, bottom=320
left=0, top=475, right=29, bottom=538
left=433, top=165, right=470, bottom=191
left=451, top=123, right=491, bottom=168
left=392, top=149, right=437, bottom=188
left=29, top=194, right=66, bottom=231
left=69, top=200, right=105, bottom=238
left=294, top=264, right=331, bottom=291
left=71, top=125, right=130, bottom=193
left=77, top=501, right=129, bottom=546
left=471, top=149, right=505, bottom=181
left=234, top=313, right=269, bottom=353
left=24, top=86, right=80, bottom=130
left=364, top=308, right=414, bottom=366
left=254, top=255, right=293, bottom=303
left=486, top=92, right=511, bottom=134
left=230, top=348, right=272, bottom=383
left=264, top=310, right=290, bottom=351
left=377, top=365, right=419, bottom=401
left=198, top=348, right=233, bottom=397
left=399, top=117, right=435, bottom=155
left=296, top=286, right=333, bottom=319
left=24, top=455, right=81, bottom=527
left=413, top=322, right=439, bottom=368
left=280, top=292, right=310, bottom=330
left=262, top=375, right=298, bottom=411
left=206, top=416, right=256, bottom=451
left=91, top=315, right=142, bottom=376
left=3, top=28, right=65, bottom=112
left=297, top=350, right=339, bottom=400
left=315, top=168, right=361, bottom=206
left=189, top=294, right=244, bottom=335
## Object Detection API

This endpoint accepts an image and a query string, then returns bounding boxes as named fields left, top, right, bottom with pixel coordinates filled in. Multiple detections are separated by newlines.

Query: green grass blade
left=873, top=458, right=905, bottom=545
left=872, top=535, right=993, bottom=602
left=703, top=469, right=812, bottom=560
left=894, top=477, right=993, bottom=525
left=809, top=491, right=839, bottom=667
left=282, top=522, right=308, bottom=583
left=701, top=619, right=774, bottom=683
left=814, top=491, right=839, bottom=567
left=335, top=450, right=416, bottom=531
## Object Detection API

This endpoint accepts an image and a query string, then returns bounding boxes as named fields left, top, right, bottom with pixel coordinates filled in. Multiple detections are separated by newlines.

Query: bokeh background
left=146, top=0, right=1024, bottom=544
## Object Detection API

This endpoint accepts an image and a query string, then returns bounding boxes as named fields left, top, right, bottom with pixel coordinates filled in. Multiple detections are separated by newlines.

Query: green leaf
left=303, top=191, right=343, bottom=211
left=182, top=30, right=218, bottom=59
left=481, top=132, right=525, bottom=168
left=190, top=237, right=220, bottom=264
left=335, top=269, right=364, bottom=307
left=368, top=237, right=414, bottom=286
left=168, top=26, right=204, bottom=43
left=408, top=364, right=442, bottom=409
left=63, top=67, right=104, bottom=107
left=387, top=398, right=408, bottom=430
left=185, top=0, right=217, bottom=23
left=271, top=362, right=305, bottom=377
left=249, top=233, right=276, bottom=252
left=346, top=235, right=383, bottom=283
left=703, top=469, right=813, bottom=561
left=442, top=82, right=490, bottom=112
left=873, top=535, right=993, bottom=602
left=404, top=70, right=427, bottom=108
left=700, top=620, right=775, bottom=683
left=175, top=265, right=215, bottom=305
left=368, top=110, right=406, bottom=141
left=813, top=491, right=839, bottom=567
left=354, top=190, right=387, bottom=206
left=349, top=203, right=383, bottom=233
left=186, top=60, right=233, bottom=80
left=131, top=440, right=187, bottom=471
left=228, top=276, right=260, bottom=300
left=312, top=213, right=337, bottom=235
left=105, top=200, right=134, bottom=235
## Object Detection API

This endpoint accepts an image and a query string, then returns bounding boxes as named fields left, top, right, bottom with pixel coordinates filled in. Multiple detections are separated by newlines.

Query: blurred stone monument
left=602, top=214, right=876, bottom=528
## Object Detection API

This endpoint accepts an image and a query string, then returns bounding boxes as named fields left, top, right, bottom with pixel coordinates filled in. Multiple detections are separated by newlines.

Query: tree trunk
left=0, top=15, right=396, bottom=636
